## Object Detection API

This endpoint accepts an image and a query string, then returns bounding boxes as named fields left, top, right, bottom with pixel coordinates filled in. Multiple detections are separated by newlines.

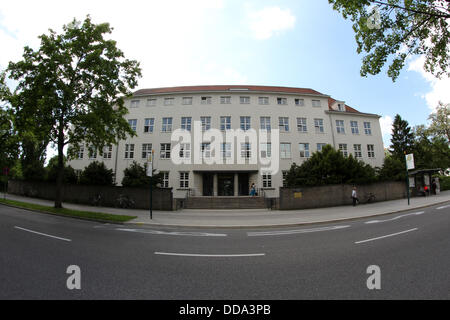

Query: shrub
left=79, top=161, right=114, bottom=186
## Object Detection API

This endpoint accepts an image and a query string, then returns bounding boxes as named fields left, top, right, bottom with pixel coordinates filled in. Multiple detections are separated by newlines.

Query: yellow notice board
left=294, top=192, right=303, bottom=199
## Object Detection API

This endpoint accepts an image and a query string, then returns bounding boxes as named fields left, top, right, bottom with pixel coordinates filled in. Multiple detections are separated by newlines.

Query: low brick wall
left=7, top=180, right=173, bottom=211
left=279, top=181, right=406, bottom=210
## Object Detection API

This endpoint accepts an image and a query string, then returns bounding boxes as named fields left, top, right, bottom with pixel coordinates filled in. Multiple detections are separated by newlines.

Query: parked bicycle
left=115, top=194, right=135, bottom=209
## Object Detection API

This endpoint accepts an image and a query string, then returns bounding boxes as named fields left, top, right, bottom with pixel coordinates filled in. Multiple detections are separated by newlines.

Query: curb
left=123, top=199, right=450, bottom=229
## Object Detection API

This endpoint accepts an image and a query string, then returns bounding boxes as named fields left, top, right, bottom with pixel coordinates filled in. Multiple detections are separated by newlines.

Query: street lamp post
left=148, top=150, right=154, bottom=220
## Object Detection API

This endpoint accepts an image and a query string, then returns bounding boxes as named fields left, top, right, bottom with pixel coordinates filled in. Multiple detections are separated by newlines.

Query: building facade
left=69, top=85, right=384, bottom=199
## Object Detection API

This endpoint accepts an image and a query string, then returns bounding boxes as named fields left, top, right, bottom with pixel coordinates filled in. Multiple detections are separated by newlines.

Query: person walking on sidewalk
left=352, top=186, right=359, bottom=206
left=250, top=183, right=256, bottom=196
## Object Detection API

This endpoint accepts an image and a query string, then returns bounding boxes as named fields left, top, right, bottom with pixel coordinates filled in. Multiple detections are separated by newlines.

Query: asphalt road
left=0, top=202, right=449, bottom=300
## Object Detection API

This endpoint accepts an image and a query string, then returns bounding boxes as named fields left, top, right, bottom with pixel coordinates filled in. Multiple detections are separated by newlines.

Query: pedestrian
left=432, top=179, right=437, bottom=195
left=351, top=186, right=359, bottom=206
left=250, top=183, right=256, bottom=196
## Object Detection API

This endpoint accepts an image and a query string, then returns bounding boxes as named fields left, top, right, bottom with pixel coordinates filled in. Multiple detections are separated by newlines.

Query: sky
left=1, top=0, right=449, bottom=156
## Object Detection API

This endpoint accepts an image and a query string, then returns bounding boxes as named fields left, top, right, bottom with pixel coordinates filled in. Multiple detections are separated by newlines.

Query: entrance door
left=202, top=173, right=214, bottom=196
left=238, top=173, right=249, bottom=196
left=218, top=174, right=234, bottom=196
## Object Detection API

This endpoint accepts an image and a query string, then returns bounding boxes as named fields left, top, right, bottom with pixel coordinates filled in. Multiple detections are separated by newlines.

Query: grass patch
left=0, top=198, right=137, bottom=223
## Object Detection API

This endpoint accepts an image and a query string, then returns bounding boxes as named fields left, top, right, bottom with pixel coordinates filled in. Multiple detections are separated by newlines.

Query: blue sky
left=1, top=0, right=448, bottom=151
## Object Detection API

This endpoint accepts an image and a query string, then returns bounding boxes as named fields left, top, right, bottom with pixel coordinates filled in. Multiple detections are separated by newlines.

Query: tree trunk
left=54, top=126, right=65, bottom=208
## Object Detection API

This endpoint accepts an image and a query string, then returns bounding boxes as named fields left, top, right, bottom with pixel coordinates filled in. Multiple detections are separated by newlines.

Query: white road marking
left=365, top=211, right=424, bottom=224
left=247, top=225, right=350, bottom=237
left=14, top=226, right=72, bottom=242
left=116, top=228, right=227, bottom=237
left=436, top=205, right=450, bottom=210
left=355, top=228, right=418, bottom=244
left=154, top=252, right=265, bottom=257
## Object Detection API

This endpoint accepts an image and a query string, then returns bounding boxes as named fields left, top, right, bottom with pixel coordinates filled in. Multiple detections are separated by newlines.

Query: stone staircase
left=184, top=196, right=266, bottom=209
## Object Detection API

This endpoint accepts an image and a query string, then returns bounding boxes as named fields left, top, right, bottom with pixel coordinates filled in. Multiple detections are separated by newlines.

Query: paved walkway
left=2, top=190, right=450, bottom=228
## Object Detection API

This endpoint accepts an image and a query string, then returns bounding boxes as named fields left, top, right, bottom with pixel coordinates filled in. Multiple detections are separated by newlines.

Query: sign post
left=405, top=153, right=415, bottom=205
left=147, top=150, right=154, bottom=220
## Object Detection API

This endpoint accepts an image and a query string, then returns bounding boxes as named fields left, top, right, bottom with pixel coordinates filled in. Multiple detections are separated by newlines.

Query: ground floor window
left=262, top=173, right=272, bottom=188
left=179, top=172, right=189, bottom=188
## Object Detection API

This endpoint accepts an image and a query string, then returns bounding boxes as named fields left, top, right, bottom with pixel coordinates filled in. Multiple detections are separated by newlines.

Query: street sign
left=405, top=154, right=415, bottom=170
left=146, top=164, right=153, bottom=177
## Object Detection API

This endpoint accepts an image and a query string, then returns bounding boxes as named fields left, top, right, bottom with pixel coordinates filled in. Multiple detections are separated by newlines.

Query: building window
left=282, top=171, right=289, bottom=187
left=337, top=103, right=345, bottom=111
left=125, top=144, right=135, bottom=159
left=164, top=98, right=174, bottom=106
left=142, top=144, right=152, bottom=160
left=160, top=143, right=171, bottom=159
left=161, top=172, right=169, bottom=188
left=144, top=118, right=154, bottom=133
left=103, top=145, right=112, bottom=159
left=280, top=143, right=291, bottom=159
left=339, top=144, right=348, bottom=157
left=181, top=117, right=192, bottom=131
left=297, top=117, right=307, bottom=133
left=179, top=143, right=191, bottom=159
left=130, top=100, right=140, bottom=108
left=182, top=97, right=192, bottom=105
left=299, top=143, right=310, bottom=158
left=240, top=96, right=250, bottom=104
left=336, top=120, right=345, bottom=134
left=128, top=119, right=137, bottom=132
left=201, top=143, right=212, bottom=159
left=162, top=117, right=172, bottom=132
left=260, top=117, right=271, bottom=131
left=262, top=173, right=272, bottom=188
left=314, top=118, right=324, bottom=133
left=201, top=96, right=212, bottom=105
left=277, top=97, right=287, bottom=105
left=179, top=172, right=189, bottom=189
left=260, top=142, right=271, bottom=158
left=240, top=116, right=251, bottom=131
left=259, top=97, right=269, bottom=105
left=220, top=96, right=231, bottom=104
left=367, top=144, right=375, bottom=158
left=351, top=121, right=359, bottom=134
left=88, top=146, right=97, bottom=159
left=240, top=143, right=251, bottom=159
left=312, top=99, right=321, bottom=107
left=221, top=143, right=232, bottom=159
left=220, top=116, right=231, bottom=131
left=146, top=99, right=156, bottom=107
left=354, top=144, right=362, bottom=158
left=295, top=98, right=305, bottom=106
left=364, top=122, right=372, bottom=135
left=317, top=143, right=326, bottom=152
left=201, top=116, right=211, bottom=132
left=77, top=145, right=84, bottom=159
left=279, top=117, right=289, bottom=132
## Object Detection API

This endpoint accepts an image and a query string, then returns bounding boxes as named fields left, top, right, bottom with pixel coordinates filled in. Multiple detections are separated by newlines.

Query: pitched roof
left=328, top=97, right=360, bottom=113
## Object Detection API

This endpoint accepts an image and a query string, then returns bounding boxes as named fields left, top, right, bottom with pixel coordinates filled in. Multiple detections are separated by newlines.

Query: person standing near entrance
left=250, top=183, right=256, bottom=196
left=352, top=186, right=359, bottom=206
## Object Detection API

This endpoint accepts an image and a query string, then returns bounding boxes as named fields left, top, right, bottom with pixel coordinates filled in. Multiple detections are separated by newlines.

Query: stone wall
left=279, top=181, right=406, bottom=210
left=7, top=180, right=173, bottom=211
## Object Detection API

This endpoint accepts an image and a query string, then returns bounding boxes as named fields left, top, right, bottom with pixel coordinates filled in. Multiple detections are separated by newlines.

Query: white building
left=69, top=85, right=384, bottom=199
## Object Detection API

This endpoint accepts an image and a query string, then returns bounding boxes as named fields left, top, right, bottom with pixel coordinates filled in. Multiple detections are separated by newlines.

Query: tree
left=285, top=145, right=377, bottom=187
left=390, top=114, right=414, bottom=161
left=428, top=102, right=450, bottom=142
left=329, top=0, right=450, bottom=81
left=121, top=161, right=163, bottom=188
left=378, top=154, right=405, bottom=181
left=6, top=16, right=141, bottom=208
left=79, top=161, right=114, bottom=186
left=413, top=124, right=450, bottom=170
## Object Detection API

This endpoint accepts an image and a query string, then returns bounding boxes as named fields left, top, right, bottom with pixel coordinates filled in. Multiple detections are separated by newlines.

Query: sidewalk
left=1, top=191, right=449, bottom=228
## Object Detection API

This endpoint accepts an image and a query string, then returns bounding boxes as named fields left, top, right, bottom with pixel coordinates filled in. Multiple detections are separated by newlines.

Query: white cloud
left=379, top=115, right=393, bottom=148
left=408, top=55, right=450, bottom=113
left=248, top=6, right=296, bottom=40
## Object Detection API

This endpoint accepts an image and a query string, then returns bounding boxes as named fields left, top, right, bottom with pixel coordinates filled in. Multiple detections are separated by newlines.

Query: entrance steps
left=184, top=196, right=266, bottom=209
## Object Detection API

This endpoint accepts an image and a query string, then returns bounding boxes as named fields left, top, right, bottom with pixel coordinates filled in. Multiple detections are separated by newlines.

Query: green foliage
left=5, top=15, right=141, bottom=207
left=329, top=0, right=450, bottom=81
left=437, top=176, right=450, bottom=191
left=121, top=161, right=163, bottom=188
left=79, top=161, right=114, bottom=186
left=285, top=145, right=377, bottom=187
left=413, top=125, right=450, bottom=170
left=390, top=114, right=414, bottom=162
left=428, top=102, right=450, bottom=143
left=45, top=156, right=78, bottom=184
left=378, top=154, right=406, bottom=181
